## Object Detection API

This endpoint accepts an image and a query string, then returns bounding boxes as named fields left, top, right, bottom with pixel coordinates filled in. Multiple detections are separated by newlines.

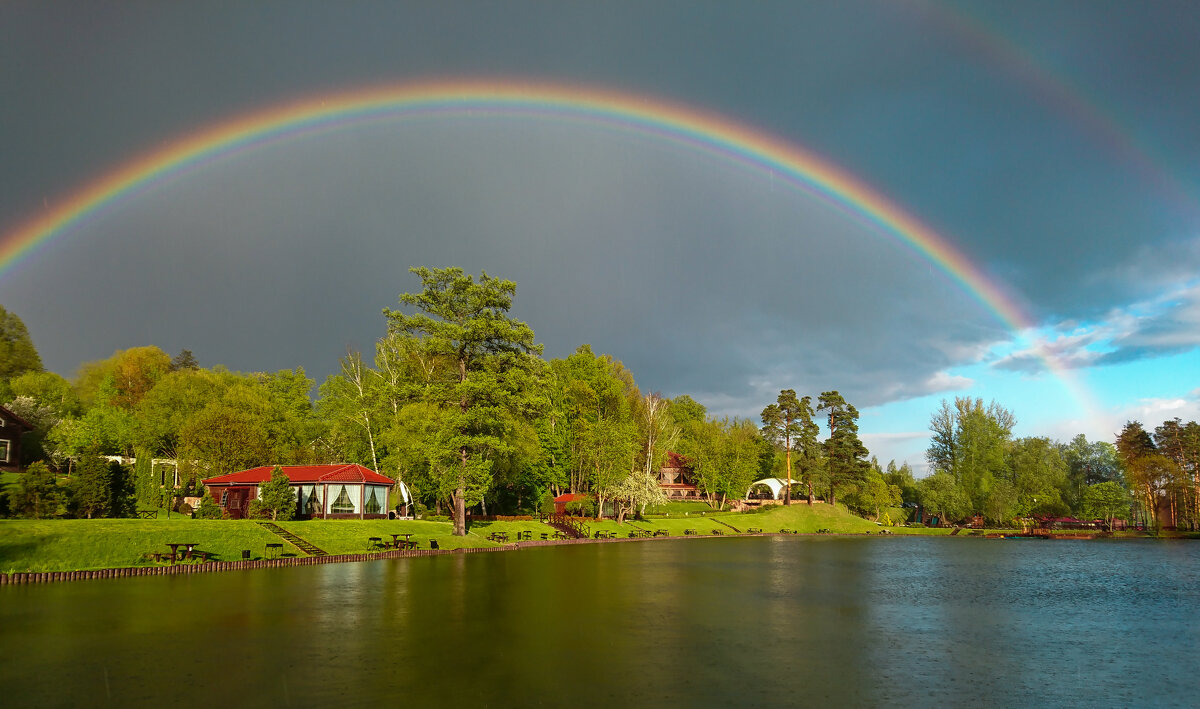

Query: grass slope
left=0, top=519, right=286, bottom=573
left=729, top=502, right=880, bottom=533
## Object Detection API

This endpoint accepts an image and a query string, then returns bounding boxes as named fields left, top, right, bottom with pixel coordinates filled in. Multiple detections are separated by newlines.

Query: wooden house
left=657, top=452, right=701, bottom=500
left=0, top=405, right=33, bottom=472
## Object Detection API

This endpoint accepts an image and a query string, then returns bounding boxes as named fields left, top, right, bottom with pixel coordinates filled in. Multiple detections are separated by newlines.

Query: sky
left=2, top=1, right=1199, bottom=473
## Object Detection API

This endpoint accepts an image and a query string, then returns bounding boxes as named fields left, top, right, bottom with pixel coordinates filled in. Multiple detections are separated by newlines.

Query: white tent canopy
left=746, top=478, right=796, bottom=500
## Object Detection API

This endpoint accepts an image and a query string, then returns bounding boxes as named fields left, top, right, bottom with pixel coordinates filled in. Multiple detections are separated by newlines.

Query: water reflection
left=2, top=539, right=1199, bottom=706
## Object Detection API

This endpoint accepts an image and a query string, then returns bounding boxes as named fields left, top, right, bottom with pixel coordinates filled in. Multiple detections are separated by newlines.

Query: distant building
left=203, top=464, right=394, bottom=520
left=553, top=492, right=591, bottom=515
left=0, top=405, right=33, bottom=473
left=657, top=452, right=701, bottom=500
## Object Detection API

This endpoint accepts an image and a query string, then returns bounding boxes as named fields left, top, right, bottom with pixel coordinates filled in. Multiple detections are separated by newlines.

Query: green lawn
left=462, top=519, right=560, bottom=541
left=277, top=519, right=500, bottom=553
left=0, top=519, right=287, bottom=573
left=723, top=502, right=881, bottom=534
left=0, top=501, right=939, bottom=574
left=643, top=500, right=724, bottom=515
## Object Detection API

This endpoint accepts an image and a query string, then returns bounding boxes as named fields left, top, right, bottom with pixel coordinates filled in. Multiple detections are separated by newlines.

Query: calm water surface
left=2, top=537, right=1198, bottom=707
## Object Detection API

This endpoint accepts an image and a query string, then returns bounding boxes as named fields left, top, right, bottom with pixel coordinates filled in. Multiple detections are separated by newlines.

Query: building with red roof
left=203, top=464, right=394, bottom=520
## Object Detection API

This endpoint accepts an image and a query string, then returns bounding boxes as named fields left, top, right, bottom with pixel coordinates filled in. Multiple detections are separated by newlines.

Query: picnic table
left=167, top=542, right=200, bottom=563
left=653, top=529, right=668, bottom=537
left=552, top=531, right=568, bottom=540
left=266, top=542, right=284, bottom=558
left=389, top=533, right=414, bottom=549
left=366, top=537, right=384, bottom=552
left=684, top=529, right=697, bottom=535
left=487, top=531, right=509, bottom=542
left=747, top=527, right=762, bottom=534
left=711, top=529, right=723, bottom=535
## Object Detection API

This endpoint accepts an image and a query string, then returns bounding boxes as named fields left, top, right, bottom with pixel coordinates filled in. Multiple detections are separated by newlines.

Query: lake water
left=2, top=536, right=1198, bottom=707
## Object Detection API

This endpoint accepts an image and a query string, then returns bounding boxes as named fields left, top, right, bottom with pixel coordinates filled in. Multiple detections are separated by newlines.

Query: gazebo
left=203, top=464, right=394, bottom=520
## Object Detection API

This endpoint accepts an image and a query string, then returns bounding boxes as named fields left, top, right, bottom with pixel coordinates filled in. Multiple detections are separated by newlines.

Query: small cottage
left=203, top=464, right=394, bottom=520
left=0, top=405, right=33, bottom=473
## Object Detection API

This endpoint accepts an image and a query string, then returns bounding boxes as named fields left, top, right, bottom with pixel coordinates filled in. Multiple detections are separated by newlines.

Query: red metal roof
left=203, top=464, right=394, bottom=486
left=553, top=493, right=591, bottom=503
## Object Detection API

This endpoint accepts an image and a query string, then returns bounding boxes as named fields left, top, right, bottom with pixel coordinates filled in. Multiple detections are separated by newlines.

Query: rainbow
left=0, top=78, right=1096, bottom=416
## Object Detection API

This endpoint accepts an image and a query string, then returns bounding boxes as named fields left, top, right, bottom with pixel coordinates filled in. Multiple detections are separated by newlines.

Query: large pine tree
left=384, top=267, right=544, bottom=536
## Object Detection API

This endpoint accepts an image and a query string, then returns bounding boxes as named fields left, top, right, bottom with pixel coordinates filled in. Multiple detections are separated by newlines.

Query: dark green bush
left=193, top=496, right=223, bottom=519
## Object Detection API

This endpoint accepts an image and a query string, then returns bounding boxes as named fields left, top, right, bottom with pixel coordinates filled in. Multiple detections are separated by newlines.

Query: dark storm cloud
left=3, top=1, right=1200, bottom=414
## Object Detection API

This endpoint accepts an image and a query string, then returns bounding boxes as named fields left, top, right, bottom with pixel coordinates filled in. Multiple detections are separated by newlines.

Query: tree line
left=918, top=396, right=1200, bottom=530
left=3, top=271, right=1191, bottom=533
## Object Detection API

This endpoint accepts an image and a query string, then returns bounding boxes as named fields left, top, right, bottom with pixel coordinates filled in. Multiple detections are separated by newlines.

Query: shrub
left=423, top=514, right=450, bottom=522
left=176, top=501, right=194, bottom=516
left=193, top=496, right=223, bottom=520
left=565, top=499, right=596, bottom=517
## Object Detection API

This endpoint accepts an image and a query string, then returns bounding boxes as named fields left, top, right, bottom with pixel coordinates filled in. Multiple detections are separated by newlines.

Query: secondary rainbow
left=0, top=78, right=1095, bottom=416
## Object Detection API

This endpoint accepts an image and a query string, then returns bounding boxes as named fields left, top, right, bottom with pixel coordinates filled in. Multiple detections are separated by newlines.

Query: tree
left=844, top=463, right=901, bottom=521
left=981, top=479, right=1019, bottom=526
left=1008, top=437, right=1070, bottom=517
left=9, top=461, right=60, bottom=518
left=383, top=267, right=544, bottom=536
left=1153, top=419, right=1200, bottom=530
left=612, top=468, right=668, bottom=523
left=669, top=395, right=707, bottom=427
left=258, top=465, right=296, bottom=521
left=1116, top=421, right=1173, bottom=529
left=70, top=450, right=132, bottom=519
left=0, top=305, right=43, bottom=381
left=168, top=349, right=199, bottom=372
left=555, top=346, right=635, bottom=517
left=86, top=346, right=171, bottom=410
left=681, top=417, right=762, bottom=509
left=133, top=447, right=158, bottom=510
left=761, top=390, right=815, bottom=505
left=883, top=460, right=919, bottom=503
left=180, top=402, right=272, bottom=479
left=926, top=397, right=1015, bottom=513
left=1061, top=434, right=1122, bottom=513
left=917, top=470, right=970, bottom=525
left=319, top=351, right=383, bottom=471
left=817, top=391, right=869, bottom=507
left=1083, top=481, right=1129, bottom=531
left=134, top=369, right=223, bottom=458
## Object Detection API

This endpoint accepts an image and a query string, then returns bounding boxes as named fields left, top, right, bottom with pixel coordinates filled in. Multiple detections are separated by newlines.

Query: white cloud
left=1039, top=388, right=1200, bottom=444
left=992, top=281, right=1200, bottom=372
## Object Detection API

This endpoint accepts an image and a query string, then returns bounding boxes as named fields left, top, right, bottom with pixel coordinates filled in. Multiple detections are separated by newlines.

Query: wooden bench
left=137, top=510, right=158, bottom=519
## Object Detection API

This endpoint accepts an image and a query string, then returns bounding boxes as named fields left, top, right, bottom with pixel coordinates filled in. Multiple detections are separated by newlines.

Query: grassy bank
left=0, top=502, right=951, bottom=574
left=0, top=519, right=287, bottom=573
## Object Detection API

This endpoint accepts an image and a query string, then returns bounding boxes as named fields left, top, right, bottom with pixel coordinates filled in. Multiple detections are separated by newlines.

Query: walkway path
left=256, top=521, right=327, bottom=556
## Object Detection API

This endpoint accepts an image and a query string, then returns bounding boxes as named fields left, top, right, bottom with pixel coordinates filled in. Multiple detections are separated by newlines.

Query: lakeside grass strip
left=0, top=502, right=1012, bottom=577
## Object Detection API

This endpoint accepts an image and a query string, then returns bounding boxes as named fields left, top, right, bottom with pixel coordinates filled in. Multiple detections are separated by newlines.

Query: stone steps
left=256, top=521, right=328, bottom=556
